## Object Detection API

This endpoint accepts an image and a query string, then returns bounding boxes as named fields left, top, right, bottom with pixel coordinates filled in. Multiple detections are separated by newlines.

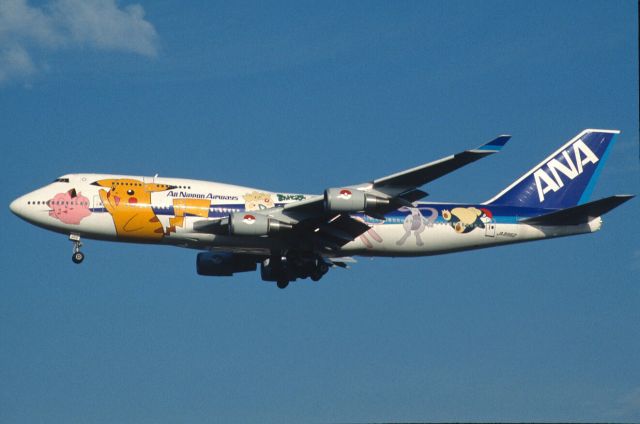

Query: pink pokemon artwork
left=48, top=189, right=91, bottom=224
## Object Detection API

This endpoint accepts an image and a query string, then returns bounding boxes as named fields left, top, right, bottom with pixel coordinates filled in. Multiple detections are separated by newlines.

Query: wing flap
left=315, top=215, right=371, bottom=245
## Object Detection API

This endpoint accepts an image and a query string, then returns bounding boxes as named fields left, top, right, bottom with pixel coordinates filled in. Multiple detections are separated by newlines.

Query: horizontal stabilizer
left=521, top=195, right=634, bottom=226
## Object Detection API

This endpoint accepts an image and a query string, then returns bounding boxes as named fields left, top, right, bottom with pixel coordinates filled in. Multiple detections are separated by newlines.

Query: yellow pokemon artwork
left=93, top=178, right=172, bottom=240
left=166, top=198, right=210, bottom=234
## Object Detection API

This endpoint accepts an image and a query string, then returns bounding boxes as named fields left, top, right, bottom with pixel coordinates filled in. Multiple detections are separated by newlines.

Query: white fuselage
left=10, top=173, right=601, bottom=258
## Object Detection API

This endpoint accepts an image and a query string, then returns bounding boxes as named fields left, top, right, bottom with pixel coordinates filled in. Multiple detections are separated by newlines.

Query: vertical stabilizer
left=483, top=129, right=619, bottom=209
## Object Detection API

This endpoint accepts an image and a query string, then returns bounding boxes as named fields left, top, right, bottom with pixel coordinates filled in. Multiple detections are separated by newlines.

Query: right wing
left=282, top=134, right=511, bottom=217
left=364, top=134, right=511, bottom=197
left=195, top=134, right=511, bottom=251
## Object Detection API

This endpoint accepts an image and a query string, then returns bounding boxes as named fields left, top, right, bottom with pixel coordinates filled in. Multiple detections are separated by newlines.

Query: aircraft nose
left=10, top=198, right=19, bottom=214
left=9, top=196, right=24, bottom=217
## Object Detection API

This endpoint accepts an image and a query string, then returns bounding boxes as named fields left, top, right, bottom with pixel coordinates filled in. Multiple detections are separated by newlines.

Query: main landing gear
left=69, top=234, right=84, bottom=264
left=262, top=253, right=331, bottom=289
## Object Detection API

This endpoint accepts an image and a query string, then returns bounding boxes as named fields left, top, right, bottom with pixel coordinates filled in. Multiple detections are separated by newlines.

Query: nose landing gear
left=72, top=251, right=85, bottom=264
left=69, top=234, right=84, bottom=264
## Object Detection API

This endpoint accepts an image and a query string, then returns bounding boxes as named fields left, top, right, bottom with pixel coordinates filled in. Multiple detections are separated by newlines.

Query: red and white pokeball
left=243, top=214, right=256, bottom=224
left=338, top=189, right=352, bottom=200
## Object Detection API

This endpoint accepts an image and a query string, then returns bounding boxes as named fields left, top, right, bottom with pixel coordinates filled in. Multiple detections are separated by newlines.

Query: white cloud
left=0, top=44, right=35, bottom=82
left=0, top=0, right=158, bottom=83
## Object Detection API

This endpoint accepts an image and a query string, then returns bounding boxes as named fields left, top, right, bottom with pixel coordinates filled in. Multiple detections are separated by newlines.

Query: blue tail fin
left=484, top=129, right=619, bottom=209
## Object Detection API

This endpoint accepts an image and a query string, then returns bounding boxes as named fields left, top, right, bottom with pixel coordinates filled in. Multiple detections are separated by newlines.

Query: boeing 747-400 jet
left=10, top=129, right=633, bottom=288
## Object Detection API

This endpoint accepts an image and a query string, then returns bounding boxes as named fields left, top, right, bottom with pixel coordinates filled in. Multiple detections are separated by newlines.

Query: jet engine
left=196, top=252, right=258, bottom=276
left=228, top=212, right=293, bottom=236
left=324, top=187, right=389, bottom=214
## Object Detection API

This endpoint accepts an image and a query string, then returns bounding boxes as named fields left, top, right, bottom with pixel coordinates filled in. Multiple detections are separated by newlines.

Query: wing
left=283, top=134, right=510, bottom=215
left=194, top=134, right=510, bottom=252
left=366, top=135, right=511, bottom=196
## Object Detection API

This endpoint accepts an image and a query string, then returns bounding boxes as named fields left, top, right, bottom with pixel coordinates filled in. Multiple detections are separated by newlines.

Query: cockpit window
left=53, top=178, right=69, bottom=183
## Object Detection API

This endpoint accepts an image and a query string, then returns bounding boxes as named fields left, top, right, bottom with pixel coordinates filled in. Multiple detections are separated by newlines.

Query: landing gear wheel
left=72, top=251, right=85, bottom=264
left=277, top=280, right=289, bottom=289
left=69, top=234, right=84, bottom=264
left=318, top=262, right=329, bottom=275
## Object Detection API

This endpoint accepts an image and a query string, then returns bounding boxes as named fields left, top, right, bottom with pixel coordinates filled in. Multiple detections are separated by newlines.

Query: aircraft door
left=485, top=220, right=496, bottom=237
left=143, top=175, right=157, bottom=191
left=93, top=195, right=104, bottom=212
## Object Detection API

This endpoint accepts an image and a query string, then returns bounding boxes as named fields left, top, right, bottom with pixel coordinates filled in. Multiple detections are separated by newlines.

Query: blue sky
left=1, top=1, right=638, bottom=422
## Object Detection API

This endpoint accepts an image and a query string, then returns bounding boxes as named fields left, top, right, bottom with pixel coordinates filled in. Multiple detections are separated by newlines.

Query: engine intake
left=228, top=212, right=293, bottom=236
left=196, top=252, right=258, bottom=276
left=324, top=188, right=390, bottom=214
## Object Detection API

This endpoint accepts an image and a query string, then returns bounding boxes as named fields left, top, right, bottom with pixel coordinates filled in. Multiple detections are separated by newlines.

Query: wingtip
left=473, top=134, right=511, bottom=152
left=491, top=134, right=512, bottom=144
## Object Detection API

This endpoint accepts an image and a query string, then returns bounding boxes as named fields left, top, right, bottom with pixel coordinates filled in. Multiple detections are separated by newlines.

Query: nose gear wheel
left=69, top=234, right=84, bottom=264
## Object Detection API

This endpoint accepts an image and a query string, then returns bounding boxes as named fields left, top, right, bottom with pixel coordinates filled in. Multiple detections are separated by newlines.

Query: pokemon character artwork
left=166, top=198, right=210, bottom=234
left=243, top=191, right=275, bottom=211
left=442, top=207, right=492, bottom=234
left=396, top=206, right=438, bottom=246
left=93, top=178, right=172, bottom=240
left=48, top=189, right=91, bottom=225
left=93, top=178, right=215, bottom=240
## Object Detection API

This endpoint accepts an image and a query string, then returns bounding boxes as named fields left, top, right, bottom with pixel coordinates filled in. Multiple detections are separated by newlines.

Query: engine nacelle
left=228, top=212, right=293, bottom=236
left=324, top=188, right=390, bottom=214
left=196, top=252, right=258, bottom=276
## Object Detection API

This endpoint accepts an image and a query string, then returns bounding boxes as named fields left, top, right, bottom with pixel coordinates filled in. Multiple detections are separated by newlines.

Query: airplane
left=9, top=129, right=634, bottom=289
